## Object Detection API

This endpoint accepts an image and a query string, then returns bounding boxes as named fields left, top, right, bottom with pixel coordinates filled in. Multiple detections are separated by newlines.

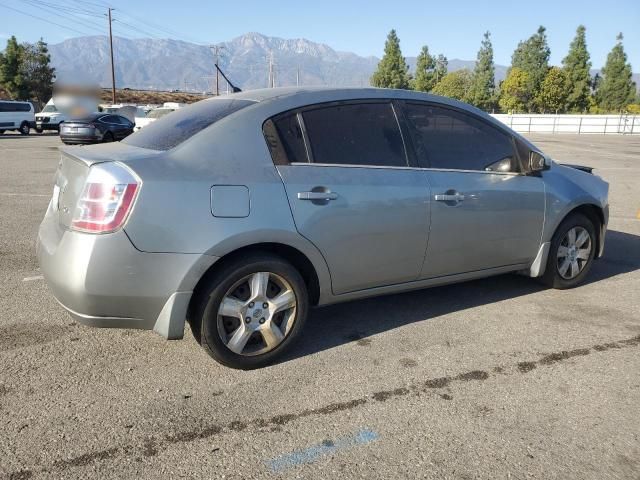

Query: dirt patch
left=373, top=387, right=410, bottom=402
left=400, top=358, right=418, bottom=368
left=457, top=370, right=489, bottom=382
left=539, top=348, right=590, bottom=365
left=0, top=323, right=74, bottom=351
left=518, top=362, right=537, bottom=373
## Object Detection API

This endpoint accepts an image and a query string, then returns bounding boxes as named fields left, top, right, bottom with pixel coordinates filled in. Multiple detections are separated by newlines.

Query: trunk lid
left=52, top=143, right=157, bottom=228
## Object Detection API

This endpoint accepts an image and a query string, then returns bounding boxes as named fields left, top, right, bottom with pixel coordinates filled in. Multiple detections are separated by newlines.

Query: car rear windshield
left=123, top=98, right=255, bottom=151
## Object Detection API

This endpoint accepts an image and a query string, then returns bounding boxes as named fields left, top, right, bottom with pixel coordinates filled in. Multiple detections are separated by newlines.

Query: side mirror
left=529, top=151, right=550, bottom=172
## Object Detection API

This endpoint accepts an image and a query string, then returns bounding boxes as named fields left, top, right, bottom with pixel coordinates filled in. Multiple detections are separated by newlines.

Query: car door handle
left=434, top=193, right=465, bottom=202
left=298, top=191, right=338, bottom=201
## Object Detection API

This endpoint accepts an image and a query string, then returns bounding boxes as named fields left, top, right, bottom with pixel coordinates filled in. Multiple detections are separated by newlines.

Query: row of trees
left=0, top=36, right=55, bottom=106
left=371, top=27, right=639, bottom=114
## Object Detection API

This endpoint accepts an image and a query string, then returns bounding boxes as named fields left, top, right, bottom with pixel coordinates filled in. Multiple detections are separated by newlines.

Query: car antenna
left=215, top=64, right=242, bottom=93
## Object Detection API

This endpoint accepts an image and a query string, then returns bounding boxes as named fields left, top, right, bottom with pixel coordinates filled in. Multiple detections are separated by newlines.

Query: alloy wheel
left=216, top=271, right=297, bottom=356
left=557, top=226, right=592, bottom=280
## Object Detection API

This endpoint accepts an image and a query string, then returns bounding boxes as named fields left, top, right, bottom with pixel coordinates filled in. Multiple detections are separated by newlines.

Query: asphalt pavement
left=1, top=131, right=639, bottom=479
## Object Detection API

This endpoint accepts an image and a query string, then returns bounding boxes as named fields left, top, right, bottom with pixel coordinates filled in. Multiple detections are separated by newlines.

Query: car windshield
left=146, top=109, right=174, bottom=119
left=42, top=104, right=58, bottom=113
left=123, top=98, right=255, bottom=151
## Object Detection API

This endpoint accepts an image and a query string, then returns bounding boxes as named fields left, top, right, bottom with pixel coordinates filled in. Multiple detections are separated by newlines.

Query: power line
left=0, top=3, right=94, bottom=36
left=22, top=0, right=106, bottom=32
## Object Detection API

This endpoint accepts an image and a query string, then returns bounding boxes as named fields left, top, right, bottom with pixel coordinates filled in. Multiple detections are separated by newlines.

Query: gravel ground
left=1, top=132, right=639, bottom=480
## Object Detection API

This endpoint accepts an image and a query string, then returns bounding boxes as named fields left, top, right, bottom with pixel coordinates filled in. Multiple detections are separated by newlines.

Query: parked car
left=134, top=106, right=175, bottom=131
left=59, top=113, right=134, bottom=145
left=38, top=88, right=609, bottom=369
left=35, top=99, right=69, bottom=133
left=0, top=100, right=35, bottom=135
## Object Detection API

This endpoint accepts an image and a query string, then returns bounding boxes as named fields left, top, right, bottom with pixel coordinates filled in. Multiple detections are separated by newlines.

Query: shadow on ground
left=282, top=229, right=640, bottom=362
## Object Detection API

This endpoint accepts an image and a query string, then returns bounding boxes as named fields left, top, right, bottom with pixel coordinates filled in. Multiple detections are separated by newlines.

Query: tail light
left=71, top=162, right=140, bottom=233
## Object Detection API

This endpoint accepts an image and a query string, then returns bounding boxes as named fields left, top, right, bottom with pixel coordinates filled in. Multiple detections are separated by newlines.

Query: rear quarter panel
left=121, top=108, right=333, bottom=300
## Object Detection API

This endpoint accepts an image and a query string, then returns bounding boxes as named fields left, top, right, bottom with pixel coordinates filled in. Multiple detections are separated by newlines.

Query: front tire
left=540, top=213, right=596, bottom=289
left=191, top=253, right=308, bottom=369
left=103, top=132, right=114, bottom=143
left=19, top=122, right=30, bottom=135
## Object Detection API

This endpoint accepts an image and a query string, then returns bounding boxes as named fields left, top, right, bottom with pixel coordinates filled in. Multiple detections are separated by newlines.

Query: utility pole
left=107, top=8, right=116, bottom=104
left=267, top=51, right=276, bottom=88
left=209, top=45, right=225, bottom=96
left=296, top=66, right=300, bottom=86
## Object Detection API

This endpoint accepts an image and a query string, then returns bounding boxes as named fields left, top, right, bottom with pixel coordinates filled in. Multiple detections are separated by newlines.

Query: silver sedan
left=37, top=87, right=609, bottom=369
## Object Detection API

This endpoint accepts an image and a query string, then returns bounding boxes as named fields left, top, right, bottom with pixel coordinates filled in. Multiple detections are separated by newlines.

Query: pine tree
left=468, top=31, right=496, bottom=111
left=431, top=69, right=473, bottom=101
left=562, top=25, right=592, bottom=112
left=434, top=54, right=448, bottom=84
left=20, top=39, right=55, bottom=105
left=371, top=30, right=411, bottom=89
left=536, top=67, right=569, bottom=112
left=498, top=67, right=531, bottom=113
left=0, top=36, right=27, bottom=99
left=511, top=26, right=550, bottom=111
left=596, top=33, right=636, bottom=111
left=412, top=45, right=435, bottom=92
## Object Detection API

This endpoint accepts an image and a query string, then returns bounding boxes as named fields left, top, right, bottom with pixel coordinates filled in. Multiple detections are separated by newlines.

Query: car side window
left=403, top=103, right=517, bottom=172
left=115, top=116, right=131, bottom=126
left=301, top=102, right=407, bottom=167
left=99, top=115, right=115, bottom=124
left=270, top=114, right=309, bottom=163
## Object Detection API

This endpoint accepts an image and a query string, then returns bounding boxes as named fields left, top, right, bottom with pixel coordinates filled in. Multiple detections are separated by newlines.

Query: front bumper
left=36, top=121, right=61, bottom=131
left=37, top=207, right=218, bottom=338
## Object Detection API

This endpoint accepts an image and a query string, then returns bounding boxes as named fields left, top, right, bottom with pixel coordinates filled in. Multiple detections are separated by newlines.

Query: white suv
left=35, top=100, right=69, bottom=133
left=0, top=100, right=35, bottom=135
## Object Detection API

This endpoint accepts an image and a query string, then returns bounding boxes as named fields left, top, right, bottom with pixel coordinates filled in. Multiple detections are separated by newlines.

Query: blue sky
left=1, top=0, right=638, bottom=69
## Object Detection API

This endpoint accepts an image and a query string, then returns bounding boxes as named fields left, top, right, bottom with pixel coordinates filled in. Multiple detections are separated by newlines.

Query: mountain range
left=48, top=32, right=637, bottom=93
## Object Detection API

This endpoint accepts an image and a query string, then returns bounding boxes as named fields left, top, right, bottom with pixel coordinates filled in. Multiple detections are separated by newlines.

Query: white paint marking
left=23, top=275, right=44, bottom=282
left=0, top=193, right=50, bottom=197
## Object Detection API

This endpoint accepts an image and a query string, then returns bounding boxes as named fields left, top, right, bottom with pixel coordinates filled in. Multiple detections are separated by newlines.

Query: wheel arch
left=559, top=203, right=606, bottom=258
left=187, top=242, right=324, bottom=327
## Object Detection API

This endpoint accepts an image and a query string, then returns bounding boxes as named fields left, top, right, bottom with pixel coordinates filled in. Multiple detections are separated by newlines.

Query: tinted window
left=99, top=115, right=117, bottom=124
left=0, top=102, right=31, bottom=112
left=272, top=113, right=308, bottom=163
left=404, top=103, right=515, bottom=171
left=302, top=102, right=407, bottom=167
left=114, top=115, right=131, bottom=125
left=124, top=99, right=254, bottom=151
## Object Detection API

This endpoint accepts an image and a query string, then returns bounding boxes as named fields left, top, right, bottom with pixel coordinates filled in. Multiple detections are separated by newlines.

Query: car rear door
left=400, top=102, right=545, bottom=279
left=268, top=101, right=431, bottom=295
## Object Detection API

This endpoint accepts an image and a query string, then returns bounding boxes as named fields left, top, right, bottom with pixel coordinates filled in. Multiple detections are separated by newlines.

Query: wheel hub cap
left=216, top=272, right=297, bottom=356
left=556, top=226, right=592, bottom=280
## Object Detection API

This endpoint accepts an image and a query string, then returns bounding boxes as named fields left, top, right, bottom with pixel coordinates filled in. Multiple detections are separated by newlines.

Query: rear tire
left=19, top=122, right=30, bottom=135
left=191, top=253, right=308, bottom=369
left=540, top=213, right=596, bottom=289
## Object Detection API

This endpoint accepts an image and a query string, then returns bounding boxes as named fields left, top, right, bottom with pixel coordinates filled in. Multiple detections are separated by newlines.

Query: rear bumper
left=59, top=134, right=102, bottom=145
left=37, top=207, right=218, bottom=338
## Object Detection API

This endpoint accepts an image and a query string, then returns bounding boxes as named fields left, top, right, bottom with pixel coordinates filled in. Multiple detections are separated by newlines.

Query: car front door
left=268, top=101, right=431, bottom=295
left=400, top=102, right=545, bottom=279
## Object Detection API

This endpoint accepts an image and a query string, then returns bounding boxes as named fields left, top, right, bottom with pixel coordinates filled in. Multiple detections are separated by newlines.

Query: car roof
left=208, top=86, right=490, bottom=119
left=200, top=87, right=538, bottom=152
left=70, top=113, right=110, bottom=121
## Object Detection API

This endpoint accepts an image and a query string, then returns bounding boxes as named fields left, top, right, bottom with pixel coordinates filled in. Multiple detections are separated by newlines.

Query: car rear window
left=123, top=98, right=254, bottom=151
